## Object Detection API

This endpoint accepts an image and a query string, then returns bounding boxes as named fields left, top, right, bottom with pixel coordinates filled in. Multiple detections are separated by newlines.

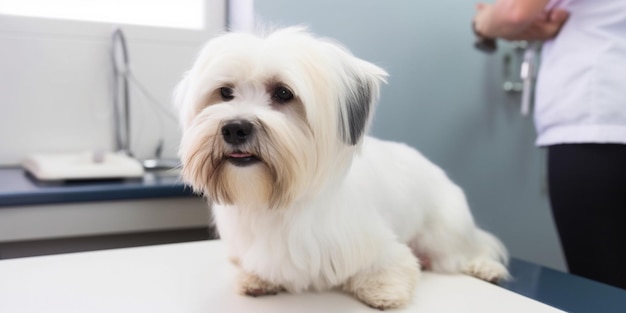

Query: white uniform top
left=534, top=0, right=626, bottom=146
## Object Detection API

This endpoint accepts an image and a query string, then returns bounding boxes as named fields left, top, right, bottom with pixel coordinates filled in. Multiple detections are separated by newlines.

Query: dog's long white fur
left=175, top=27, right=509, bottom=309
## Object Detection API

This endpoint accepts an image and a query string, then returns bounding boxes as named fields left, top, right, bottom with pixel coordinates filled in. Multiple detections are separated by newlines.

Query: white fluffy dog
left=175, top=27, right=509, bottom=310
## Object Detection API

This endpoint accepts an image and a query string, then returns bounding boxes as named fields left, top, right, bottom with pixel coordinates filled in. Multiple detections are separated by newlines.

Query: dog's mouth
left=227, top=151, right=261, bottom=166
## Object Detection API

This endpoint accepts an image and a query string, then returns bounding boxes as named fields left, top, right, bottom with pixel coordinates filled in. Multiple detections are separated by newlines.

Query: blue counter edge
left=503, top=258, right=626, bottom=313
left=0, top=167, right=199, bottom=207
left=0, top=185, right=196, bottom=207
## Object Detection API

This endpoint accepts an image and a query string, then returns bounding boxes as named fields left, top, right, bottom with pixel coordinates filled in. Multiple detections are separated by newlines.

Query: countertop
left=0, top=241, right=570, bottom=313
left=0, top=241, right=625, bottom=312
left=0, top=167, right=195, bottom=207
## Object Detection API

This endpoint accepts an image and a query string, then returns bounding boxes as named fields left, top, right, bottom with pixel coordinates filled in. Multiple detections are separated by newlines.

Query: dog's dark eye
left=220, top=87, right=234, bottom=101
left=273, top=86, right=294, bottom=104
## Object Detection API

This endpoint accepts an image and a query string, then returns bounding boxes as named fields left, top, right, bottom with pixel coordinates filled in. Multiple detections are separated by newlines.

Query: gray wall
left=254, top=0, right=566, bottom=270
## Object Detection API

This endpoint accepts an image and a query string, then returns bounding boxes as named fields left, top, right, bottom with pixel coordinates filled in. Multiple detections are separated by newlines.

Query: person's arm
left=474, top=0, right=569, bottom=41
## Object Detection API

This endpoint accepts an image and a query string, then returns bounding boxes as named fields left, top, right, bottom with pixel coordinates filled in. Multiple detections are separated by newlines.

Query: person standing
left=473, top=0, right=626, bottom=289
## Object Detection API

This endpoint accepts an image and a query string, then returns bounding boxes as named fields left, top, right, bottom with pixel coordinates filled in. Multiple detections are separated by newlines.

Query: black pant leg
left=548, top=143, right=626, bottom=289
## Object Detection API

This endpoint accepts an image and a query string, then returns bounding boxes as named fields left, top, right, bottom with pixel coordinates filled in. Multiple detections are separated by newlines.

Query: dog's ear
left=338, top=59, right=388, bottom=145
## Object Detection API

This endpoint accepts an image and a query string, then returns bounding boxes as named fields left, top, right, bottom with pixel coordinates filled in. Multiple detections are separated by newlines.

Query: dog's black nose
left=221, top=120, right=254, bottom=145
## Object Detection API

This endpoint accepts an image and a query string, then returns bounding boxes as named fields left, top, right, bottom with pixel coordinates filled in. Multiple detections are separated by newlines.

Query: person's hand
left=503, top=9, right=570, bottom=41
left=473, top=3, right=495, bottom=38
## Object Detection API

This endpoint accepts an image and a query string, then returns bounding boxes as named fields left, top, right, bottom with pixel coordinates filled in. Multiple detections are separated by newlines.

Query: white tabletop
left=0, top=240, right=563, bottom=313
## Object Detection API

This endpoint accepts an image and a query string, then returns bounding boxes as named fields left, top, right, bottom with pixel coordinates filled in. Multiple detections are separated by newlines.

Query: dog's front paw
left=357, top=290, right=413, bottom=311
left=346, top=270, right=418, bottom=310
left=237, top=271, right=284, bottom=297
left=344, top=244, right=420, bottom=310
left=463, top=258, right=510, bottom=283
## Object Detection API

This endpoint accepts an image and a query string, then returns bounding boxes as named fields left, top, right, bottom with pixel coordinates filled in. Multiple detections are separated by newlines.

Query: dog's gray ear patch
left=339, top=74, right=372, bottom=145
